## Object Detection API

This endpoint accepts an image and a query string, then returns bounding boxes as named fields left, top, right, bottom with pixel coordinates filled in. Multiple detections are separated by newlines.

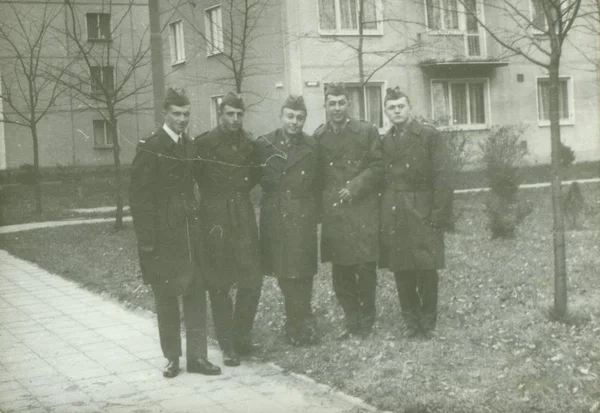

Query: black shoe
left=163, top=358, right=180, bottom=378
left=187, top=358, right=222, bottom=375
left=235, top=342, right=260, bottom=356
left=223, top=351, right=241, bottom=367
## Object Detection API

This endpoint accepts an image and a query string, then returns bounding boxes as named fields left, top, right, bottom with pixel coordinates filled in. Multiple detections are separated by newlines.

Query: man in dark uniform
left=379, top=87, right=453, bottom=339
left=314, top=82, right=384, bottom=339
left=256, top=95, right=320, bottom=346
left=129, top=88, right=221, bottom=378
left=194, top=91, right=262, bottom=367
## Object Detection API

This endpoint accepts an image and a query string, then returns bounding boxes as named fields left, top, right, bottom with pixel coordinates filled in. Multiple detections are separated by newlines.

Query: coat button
left=282, top=171, right=286, bottom=175
left=301, top=170, right=305, bottom=175
left=329, top=162, right=333, bottom=166
left=392, top=206, right=396, bottom=211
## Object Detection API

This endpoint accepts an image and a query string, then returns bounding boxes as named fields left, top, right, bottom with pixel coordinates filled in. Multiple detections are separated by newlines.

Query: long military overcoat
left=129, top=128, right=199, bottom=296
left=379, top=120, right=453, bottom=271
left=194, top=126, right=262, bottom=289
left=256, top=129, right=320, bottom=279
left=315, top=119, right=384, bottom=265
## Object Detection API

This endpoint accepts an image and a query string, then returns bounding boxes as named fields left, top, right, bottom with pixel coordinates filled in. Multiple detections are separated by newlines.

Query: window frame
left=204, top=5, right=224, bottom=56
left=90, top=66, right=114, bottom=94
left=317, top=0, right=384, bottom=36
left=210, top=95, right=224, bottom=128
left=92, top=119, right=117, bottom=148
left=535, top=76, right=575, bottom=126
left=169, top=20, right=186, bottom=65
left=86, top=12, right=111, bottom=42
left=430, top=77, right=491, bottom=130
left=424, top=0, right=462, bottom=33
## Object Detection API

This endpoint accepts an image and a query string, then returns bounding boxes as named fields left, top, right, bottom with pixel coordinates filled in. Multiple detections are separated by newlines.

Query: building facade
left=0, top=0, right=153, bottom=171
left=159, top=0, right=600, bottom=164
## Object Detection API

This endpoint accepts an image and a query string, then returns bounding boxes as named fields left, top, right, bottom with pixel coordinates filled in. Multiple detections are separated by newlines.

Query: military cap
left=282, top=95, right=307, bottom=114
left=324, top=82, right=349, bottom=99
left=220, top=90, right=245, bottom=111
left=384, top=87, right=411, bottom=104
left=163, top=87, right=190, bottom=108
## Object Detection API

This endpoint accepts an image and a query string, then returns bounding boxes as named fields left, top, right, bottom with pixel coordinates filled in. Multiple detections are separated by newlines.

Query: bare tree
left=0, top=2, right=68, bottom=215
left=58, top=0, right=154, bottom=229
left=456, top=0, right=582, bottom=318
left=308, top=0, right=423, bottom=122
left=166, top=0, right=276, bottom=94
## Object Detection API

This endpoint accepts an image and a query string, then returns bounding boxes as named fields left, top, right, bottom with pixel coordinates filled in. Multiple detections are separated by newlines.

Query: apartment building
left=0, top=0, right=153, bottom=171
left=161, top=0, right=600, bottom=164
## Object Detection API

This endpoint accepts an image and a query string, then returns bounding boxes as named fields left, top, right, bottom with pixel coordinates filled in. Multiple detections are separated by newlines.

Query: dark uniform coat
left=129, top=128, right=199, bottom=296
left=194, top=126, right=262, bottom=289
left=256, top=129, right=320, bottom=279
left=379, top=119, right=453, bottom=271
left=314, top=119, right=384, bottom=265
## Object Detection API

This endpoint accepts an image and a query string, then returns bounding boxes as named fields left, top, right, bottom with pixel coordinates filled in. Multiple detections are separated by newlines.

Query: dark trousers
left=278, top=277, right=316, bottom=342
left=152, top=281, right=207, bottom=360
left=209, top=277, right=263, bottom=353
left=331, top=262, right=377, bottom=332
left=394, top=270, right=439, bottom=332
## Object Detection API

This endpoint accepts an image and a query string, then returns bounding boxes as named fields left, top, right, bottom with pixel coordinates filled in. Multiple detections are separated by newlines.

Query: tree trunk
left=31, top=124, right=42, bottom=215
left=109, top=114, right=124, bottom=230
left=548, top=60, right=568, bottom=318
left=357, top=0, right=366, bottom=120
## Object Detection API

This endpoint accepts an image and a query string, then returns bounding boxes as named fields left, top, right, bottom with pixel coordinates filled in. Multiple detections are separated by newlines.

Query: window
left=431, top=79, right=489, bottom=128
left=169, top=20, right=185, bottom=64
left=205, top=6, right=224, bottom=55
left=90, top=66, right=114, bottom=94
left=425, top=0, right=459, bottom=31
left=536, top=77, right=573, bottom=125
left=318, top=0, right=382, bottom=35
left=530, top=0, right=571, bottom=33
left=93, top=120, right=116, bottom=147
left=210, top=95, right=223, bottom=128
left=324, top=83, right=384, bottom=127
left=86, top=13, right=111, bottom=41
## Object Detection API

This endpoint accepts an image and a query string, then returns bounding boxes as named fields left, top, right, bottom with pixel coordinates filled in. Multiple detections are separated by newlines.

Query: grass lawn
left=0, top=177, right=123, bottom=226
left=1, top=184, right=599, bottom=413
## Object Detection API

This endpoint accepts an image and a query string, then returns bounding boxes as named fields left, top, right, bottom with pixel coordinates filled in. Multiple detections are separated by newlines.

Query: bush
left=56, top=163, right=83, bottom=183
left=17, top=164, right=38, bottom=185
left=560, top=141, right=575, bottom=168
left=479, top=125, right=530, bottom=238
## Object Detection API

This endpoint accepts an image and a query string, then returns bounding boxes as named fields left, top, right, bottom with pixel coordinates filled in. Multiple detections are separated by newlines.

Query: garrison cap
left=282, top=95, right=307, bottom=113
left=384, top=87, right=411, bottom=104
left=324, top=82, right=349, bottom=99
left=220, top=90, right=245, bottom=111
left=164, top=88, right=190, bottom=108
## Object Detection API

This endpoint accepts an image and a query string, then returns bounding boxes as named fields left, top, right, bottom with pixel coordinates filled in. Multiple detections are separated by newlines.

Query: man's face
left=280, top=108, right=306, bottom=136
left=219, top=104, right=244, bottom=133
left=384, top=97, right=412, bottom=127
left=163, top=104, right=191, bottom=135
left=325, top=94, right=350, bottom=125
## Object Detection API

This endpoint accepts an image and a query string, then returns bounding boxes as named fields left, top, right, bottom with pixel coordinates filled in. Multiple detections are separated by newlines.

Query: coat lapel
left=285, top=137, right=313, bottom=171
left=384, top=122, right=422, bottom=162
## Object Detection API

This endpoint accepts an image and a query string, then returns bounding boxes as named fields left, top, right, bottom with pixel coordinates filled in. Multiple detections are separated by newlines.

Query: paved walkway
left=0, top=217, right=133, bottom=235
left=0, top=250, right=378, bottom=413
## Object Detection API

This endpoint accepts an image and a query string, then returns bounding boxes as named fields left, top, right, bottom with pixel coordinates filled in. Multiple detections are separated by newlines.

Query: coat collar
left=262, top=129, right=314, bottom=170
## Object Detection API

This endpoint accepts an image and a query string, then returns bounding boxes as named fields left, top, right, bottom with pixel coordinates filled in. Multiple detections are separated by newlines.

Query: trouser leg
left=182, top=280, right=207, bottom=360
left=332, top=264, right=360, bottom=331
left=152, top=284, right=182, bottom=359
left=232, top=276, right=263, bottom=346
left=278, top=277, right=315, bottom=344
left=417, top=270, right=439, bottom=332
left=394, top=271, right=421, bottom=332
left=208, top=287, right=234, bottom=353
left=355, top=262, right=377, bottom=332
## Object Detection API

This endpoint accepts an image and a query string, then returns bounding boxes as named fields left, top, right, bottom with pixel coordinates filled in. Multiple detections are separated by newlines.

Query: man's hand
left=338, top=188, right=352, bottom=203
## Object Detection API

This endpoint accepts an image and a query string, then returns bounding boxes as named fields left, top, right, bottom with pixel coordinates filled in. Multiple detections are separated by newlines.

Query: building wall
left=0, top=0, right=152, bottom=170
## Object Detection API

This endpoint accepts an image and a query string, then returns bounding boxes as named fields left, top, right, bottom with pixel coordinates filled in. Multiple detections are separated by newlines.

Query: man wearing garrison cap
left=194, top=91, right=262, bottom=367
left=380, top=87, right=453, bottom=339
left=314, top=82, right=384, bottom=340
left=130, top=88, right=221, bottom=378
left=256, top=95, right=320, bottom=346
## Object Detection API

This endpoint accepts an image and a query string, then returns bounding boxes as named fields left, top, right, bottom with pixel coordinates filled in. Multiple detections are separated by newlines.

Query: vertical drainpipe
left=281, top=0, right=303, bottom=95
left=0, top=67, right=6, bottom=170
left=148, top=0, right=165, bottom=127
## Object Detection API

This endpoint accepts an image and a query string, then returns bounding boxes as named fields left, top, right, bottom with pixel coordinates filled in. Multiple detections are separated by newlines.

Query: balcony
left=417, top=31, right=508, bottom=70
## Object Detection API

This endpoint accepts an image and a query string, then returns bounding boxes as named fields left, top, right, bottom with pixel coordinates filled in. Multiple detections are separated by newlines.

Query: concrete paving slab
left=0, top=249, right=380, bottom=413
